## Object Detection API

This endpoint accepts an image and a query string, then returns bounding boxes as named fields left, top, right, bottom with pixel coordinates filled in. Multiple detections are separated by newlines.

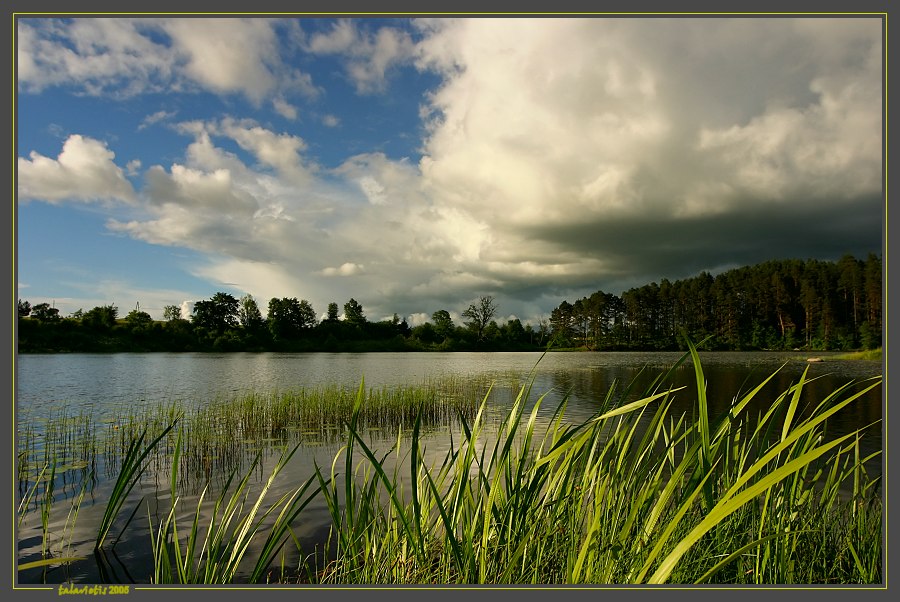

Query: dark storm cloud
left=523, top=193, right=883, bottom=291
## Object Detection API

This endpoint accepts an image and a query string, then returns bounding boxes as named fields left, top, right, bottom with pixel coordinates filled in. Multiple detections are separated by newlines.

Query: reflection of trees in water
left=541, top=361, right=882, bottom=460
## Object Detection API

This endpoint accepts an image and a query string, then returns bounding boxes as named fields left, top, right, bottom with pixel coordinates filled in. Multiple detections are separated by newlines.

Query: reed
left=95, top=419, right=180, bottom=550
left=17, top=377, right=495, bottom=581
left=16, top=407, right=99, bottom=576
left=16, top=352, right=882, bottom=584
left=149, top=442, right=323, bottom=584
left=308, top=346, right=882, bottom=584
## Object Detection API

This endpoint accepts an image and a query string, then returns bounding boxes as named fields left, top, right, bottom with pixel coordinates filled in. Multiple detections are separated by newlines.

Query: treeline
left=16, top=253, right=882, bottom=354
left=16, top=294, right=544, bottom=353
left=548, top=253, right=882, bottom=351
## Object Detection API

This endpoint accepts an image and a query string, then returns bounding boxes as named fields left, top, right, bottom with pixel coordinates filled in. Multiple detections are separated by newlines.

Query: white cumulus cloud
left=308, top=19, right=416, bottom=94
left=320, top=262, right=365, bottom=277
left=17, top=18, right=318, bottom=105
left=17, top=17, right=883, bottom=325
left=18, top=134, right=137, bottom=204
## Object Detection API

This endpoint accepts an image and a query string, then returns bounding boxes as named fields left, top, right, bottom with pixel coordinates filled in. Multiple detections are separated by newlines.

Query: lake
left=15, top=351, right=884, bottom=584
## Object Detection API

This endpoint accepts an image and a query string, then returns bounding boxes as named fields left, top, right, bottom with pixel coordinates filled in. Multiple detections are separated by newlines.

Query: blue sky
left=16, top=16, right=884, bottom=326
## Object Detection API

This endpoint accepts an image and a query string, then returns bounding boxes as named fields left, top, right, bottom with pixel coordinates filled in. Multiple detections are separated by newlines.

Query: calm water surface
left=16, top=351, right=884, bottom=450
left=16, top=349, right=883, bottom=413
left=15, top=351, right=884, bottom=584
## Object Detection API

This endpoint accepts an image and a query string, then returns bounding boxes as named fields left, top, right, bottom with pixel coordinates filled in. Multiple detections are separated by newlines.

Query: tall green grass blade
left=726, top=381, right=880, bottom=497
left=248, top=470, right=323, bottom=583
left=17, top=463, right=49, bottom=528
left=61, top=473, right=91, bottom=559
left=639, top=436, right=703, bottom=546
left=344, top=421, right=422, bottom=563
left=648, top=431, right=859, bottom=583
left=686, top=336, right=714, bottom=512
left=409, top=401, right=425, bottom=562
left=781, top=367, right=808, bottom=443
left=595, top=387, right=684, bottom=421
left=112, top=493, right=146, bottom=548
left=695, top=531, right=805, bottom=584
left=170, top=428, right=182, bottom=499
left=535, top=388, right=677, bottom=473
left=95, top=418, right=179, bottom=550
left=634, top=461, right=719, bottom=583
left=18, top=557, right=85, bottom=571
left=420, top=460, right=465, bottom=576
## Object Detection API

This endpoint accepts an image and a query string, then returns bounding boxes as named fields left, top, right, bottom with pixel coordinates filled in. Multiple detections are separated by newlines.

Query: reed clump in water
left=16, top=376, right=498, bottom=579
left=16, top=377, right=494, bottom=497
left=16, top=409, right=98, bottom=577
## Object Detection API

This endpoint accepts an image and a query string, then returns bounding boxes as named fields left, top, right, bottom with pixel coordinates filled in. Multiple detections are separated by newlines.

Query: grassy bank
left=833, top=348, right=883, bottom=361
left=17, top=348, right=883, bottom=585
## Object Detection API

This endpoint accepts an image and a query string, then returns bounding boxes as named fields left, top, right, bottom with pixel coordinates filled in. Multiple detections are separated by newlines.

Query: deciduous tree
left=125, top=309, right=153, bottom=334
left=82, top=304, right=117, bottom=329
left=432, top=309, right=454, bottom=340
left=343, top=298, right=366, bottom=326
left=326, top=302, right=339, bottom=322
left=163, top=305, right=183, bottom=322
left=267, top=297, right=317, bottom=341
left=239, top=294, right=265, bottom=331
left=462, top=296, right=497, bottom=342
left=192, top=292, right=239, bottom=334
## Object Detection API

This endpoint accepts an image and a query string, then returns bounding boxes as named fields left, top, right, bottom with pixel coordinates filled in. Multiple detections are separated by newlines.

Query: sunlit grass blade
left=780, top=367, right=807, bottom=443
left=695, top=531, right=804, bottom=584
left=648, top=430, right=860, bottom=583
left=685, top=336, right=713, bottom=512
left=18, top=557, right=85, bottom=571
left=247, top=468, right=324, bottom=582
left=95, top=418, right=179, bottom=550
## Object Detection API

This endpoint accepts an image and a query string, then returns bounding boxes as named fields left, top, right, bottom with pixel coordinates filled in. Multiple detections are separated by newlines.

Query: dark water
left=14, top=351, right=883, bottom=584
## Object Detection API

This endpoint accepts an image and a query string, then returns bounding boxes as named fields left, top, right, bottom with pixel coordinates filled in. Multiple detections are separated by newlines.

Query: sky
left=15, top=16, right=884, bottom=327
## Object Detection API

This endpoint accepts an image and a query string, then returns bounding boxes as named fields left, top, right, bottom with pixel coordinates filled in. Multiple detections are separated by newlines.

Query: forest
left=547, top=253, right=883, bottom=352
left=16, top=253, right=882, bottom=353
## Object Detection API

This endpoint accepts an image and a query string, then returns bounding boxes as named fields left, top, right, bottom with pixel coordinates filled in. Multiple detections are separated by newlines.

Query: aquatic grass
left=310, top=345, right=882, bottom=584
left=17, top=377, right=498, bottom=509
left=16, top=458, right=91, bottom=577
left=17, top=377, right=494, bottom=577
left=113, top=378, right=494, bottom=491
left=149, top=442, right=324, bottom=584
left=833, top=348, right=883, bottom=361
left=16, top=352, right=882, bottom=585
left=59, top=475, right=91, bottom=560
left=39, top=456, right=57, bottom=559
left=95, top=418, right=180, bottom=550
left=17, top=462, right=48, bottom=528
left=17, top=410, right=98, bottom=506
